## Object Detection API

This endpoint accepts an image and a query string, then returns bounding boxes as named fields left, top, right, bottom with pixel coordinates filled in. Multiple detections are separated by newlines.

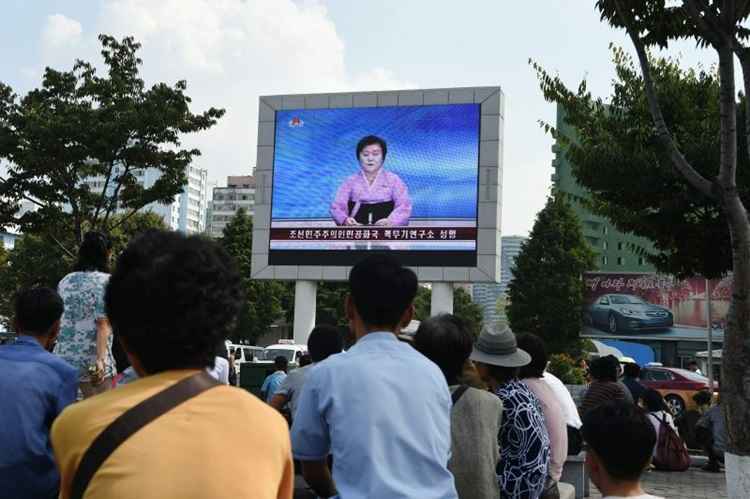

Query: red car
left=640, top=366, right=717, bottom=416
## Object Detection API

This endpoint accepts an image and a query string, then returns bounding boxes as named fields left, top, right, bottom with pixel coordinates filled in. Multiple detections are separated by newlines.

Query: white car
left=260, top=340, right=308, bottom=365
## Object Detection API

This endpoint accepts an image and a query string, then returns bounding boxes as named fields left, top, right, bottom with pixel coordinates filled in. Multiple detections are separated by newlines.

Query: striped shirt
left=580, top=381, right=631, bottom=415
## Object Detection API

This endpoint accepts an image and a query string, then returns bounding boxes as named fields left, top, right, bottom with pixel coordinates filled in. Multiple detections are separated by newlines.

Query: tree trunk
left=717, top=46, right=750, bottom=498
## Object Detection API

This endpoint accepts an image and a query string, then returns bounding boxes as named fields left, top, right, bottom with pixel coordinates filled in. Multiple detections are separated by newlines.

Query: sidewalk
left=589, top=467, right=728, bottom=498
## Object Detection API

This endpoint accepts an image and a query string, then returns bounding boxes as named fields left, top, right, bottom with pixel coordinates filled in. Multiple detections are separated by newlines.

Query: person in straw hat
left=471, top=324, right=551, bottom=499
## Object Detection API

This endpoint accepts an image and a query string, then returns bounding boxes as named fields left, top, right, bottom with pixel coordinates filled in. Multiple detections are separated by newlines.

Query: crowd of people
left=0, top=229, right=728, bottom=499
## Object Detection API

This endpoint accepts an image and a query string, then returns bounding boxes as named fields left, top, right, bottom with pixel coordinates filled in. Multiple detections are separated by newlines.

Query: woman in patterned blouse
left=470, top=325, right=551, bottom=499
left=54, top=232, right=114, bottom=398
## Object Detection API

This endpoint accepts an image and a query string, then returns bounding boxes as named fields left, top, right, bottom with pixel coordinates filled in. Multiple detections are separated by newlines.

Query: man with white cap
left=471, top=324, right=551, bottom=499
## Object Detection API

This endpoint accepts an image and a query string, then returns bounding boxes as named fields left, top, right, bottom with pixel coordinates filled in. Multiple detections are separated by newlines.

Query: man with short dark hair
left=622, top=362, right=646, bottom=403
left=687, top=360, right=703, bottom=376
left=261, top=356, right=289, bottom=403
left=0, top=287, right=77, bottom=499
left=51, top=230, right=293, bottom=499
left=582, top=401, right=663, bottom=499
left=292, top=255, right=458, bottom=498
left=271, top=325, right=343, bottom=417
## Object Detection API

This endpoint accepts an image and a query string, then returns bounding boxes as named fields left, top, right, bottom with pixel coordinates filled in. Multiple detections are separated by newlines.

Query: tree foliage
left=220, top=208, right=285, bottom=344
left=507, top=196, right=595, bottom=355
left=533, top=47, right=743, bottom=278
left=575, top=0, right=750, bottom=459
left=0, top=34, right=223, bottom=249
left=0, top=211, right=167, bottom=328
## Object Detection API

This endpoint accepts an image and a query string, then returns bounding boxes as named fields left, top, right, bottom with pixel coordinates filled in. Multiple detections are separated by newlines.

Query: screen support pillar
left=293, top=281, right=317, bottom=345
left=430, top=282, right=454, bottom=316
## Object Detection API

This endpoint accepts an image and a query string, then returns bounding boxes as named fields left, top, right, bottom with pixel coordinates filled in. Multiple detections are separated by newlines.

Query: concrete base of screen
left=726, top=452, right=750, bottom=499
left=431, top=282, right=454, bottom=316
left=293, top=280, right=317, bottom=345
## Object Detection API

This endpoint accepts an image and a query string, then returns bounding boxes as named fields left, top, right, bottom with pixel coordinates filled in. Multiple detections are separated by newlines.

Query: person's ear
left=44, top=320, right=61, bottom=351
left=399, top=303, right=415, bottom=330
left=345, top=294, right=354, bottom=322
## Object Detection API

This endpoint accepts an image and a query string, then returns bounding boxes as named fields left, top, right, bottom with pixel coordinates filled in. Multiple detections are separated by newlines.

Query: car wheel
left=608, top=313, right=618, bottom=334
left=665, top=395, right=686, bottom=417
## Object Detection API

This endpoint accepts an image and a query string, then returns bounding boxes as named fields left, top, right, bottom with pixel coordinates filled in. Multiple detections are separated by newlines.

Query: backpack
left=653, top=413, right=691, bottom=471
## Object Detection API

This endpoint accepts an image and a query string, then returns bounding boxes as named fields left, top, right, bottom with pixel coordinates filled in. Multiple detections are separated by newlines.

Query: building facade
left=81, top=165, right=208, bottom=234
left=472, top=235, right=527, bottom=326
left=208, top=175, right=256, bottom=238
left=552, top=104, right=655, bottom=272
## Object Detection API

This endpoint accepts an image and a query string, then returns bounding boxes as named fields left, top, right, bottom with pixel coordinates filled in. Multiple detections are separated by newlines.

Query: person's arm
left=95, top=317, right=111, bottom=377
left=270, top=393, right=290, bottom=412
left=330, top=177, right=356, bottom=225
left=301, top=459, right=337, bottom=498
left=382, top=174, right=411, bottom=226
left=291, top=370, right=334, bottom=495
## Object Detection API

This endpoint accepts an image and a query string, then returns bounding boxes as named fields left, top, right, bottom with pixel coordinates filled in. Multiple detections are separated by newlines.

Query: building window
left=603, top=241, right=608, bottom=250
left=603, top=226, right=608, bottom=235
left=617, top=241, right=624, bottom=250
left=617, top=257, right=625, bottom=265
left=638, top=256, right=645, bottom=266
left=602, top=256, right=608, bottom=265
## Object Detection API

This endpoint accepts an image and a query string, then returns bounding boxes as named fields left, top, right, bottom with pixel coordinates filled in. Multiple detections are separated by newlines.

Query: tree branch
left=735, top=49, right=750, bottom=166
left=684, top=0, right=727, bottom=46
left=614, top=0, right=716, bottom=198
left=102, top=162, right=131, bottom=227
left=714, top=44, right=739, bottom=188
left=106, top=206, right=142, bottom=232
left=92, top=160, right=115, bottom=224
left=50, top=235, right=76, bottom=259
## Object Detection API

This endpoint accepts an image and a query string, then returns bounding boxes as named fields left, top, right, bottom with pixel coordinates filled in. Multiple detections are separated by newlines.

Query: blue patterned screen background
left=271, top=104, right=480, bottom=220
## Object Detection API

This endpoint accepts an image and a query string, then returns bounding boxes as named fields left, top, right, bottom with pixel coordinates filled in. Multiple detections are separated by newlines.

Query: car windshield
left=610, top=295, right=645, bottom=305
left=263, top=349, right=295, bottom=362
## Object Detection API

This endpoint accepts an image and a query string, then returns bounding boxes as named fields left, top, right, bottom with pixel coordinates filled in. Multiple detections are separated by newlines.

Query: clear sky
left=0, top=0, right=713, bottom=235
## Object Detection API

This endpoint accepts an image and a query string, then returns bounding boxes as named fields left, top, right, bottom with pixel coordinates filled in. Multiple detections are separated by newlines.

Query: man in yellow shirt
left=52, top=230, right=293, bottom=499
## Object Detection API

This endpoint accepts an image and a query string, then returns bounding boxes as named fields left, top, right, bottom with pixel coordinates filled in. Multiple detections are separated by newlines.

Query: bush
left=548, top=353, right=587, bottom=385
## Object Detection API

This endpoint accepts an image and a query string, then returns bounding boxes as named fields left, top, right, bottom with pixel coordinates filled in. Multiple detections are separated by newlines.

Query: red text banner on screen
left=270, top=227, right=477, bottom=242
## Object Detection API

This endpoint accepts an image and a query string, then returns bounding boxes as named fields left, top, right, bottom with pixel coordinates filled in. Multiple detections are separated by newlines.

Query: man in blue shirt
left=0, top=287, right=78, bottom=499
left=261, top=355, right=288, bottom=402
left=291, top=255, right=458, bottom=499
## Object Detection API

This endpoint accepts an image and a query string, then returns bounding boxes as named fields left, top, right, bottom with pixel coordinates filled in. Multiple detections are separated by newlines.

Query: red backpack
left=653, top=413, right=691, bottom=471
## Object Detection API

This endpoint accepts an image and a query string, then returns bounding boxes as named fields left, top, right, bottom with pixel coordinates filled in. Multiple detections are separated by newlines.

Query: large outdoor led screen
left=268, top=103, right=480, bottom=266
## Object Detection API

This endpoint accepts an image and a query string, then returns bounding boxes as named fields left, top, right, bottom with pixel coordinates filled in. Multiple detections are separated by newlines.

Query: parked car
left=259, top=340, right=308, bottom=365
left=640, top=366, right=717, bottom=416
left=586, top=294, right=673, bottom=334
left=228, top=344, right=265, bottom=364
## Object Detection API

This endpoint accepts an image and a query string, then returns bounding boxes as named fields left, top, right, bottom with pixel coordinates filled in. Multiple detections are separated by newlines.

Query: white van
left=260, top=339, right=308, bottom=365
left=227, top=344, right=265, bottom=364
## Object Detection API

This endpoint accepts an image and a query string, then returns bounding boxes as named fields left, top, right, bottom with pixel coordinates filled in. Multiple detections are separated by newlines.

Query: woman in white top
left=640, top=388, right=678, bottom=456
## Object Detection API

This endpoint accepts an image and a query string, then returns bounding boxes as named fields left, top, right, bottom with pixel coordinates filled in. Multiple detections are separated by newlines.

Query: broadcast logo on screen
left=288, top=116, right=304, bottom=128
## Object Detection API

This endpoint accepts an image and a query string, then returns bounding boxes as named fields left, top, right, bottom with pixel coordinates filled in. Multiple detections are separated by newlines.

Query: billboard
left=251, top=88, right=504, bottom=282
left=269, top=104, right=479, bottom=265
left=582, top=272, right=730, bottom=341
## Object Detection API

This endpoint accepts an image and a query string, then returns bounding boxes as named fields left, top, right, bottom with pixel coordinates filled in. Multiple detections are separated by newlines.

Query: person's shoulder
left=213, top=385, right=289, bottom=432
left=383, top=170, right=405, bottom=183
left=43, top=350, right=78, bottom=379
left=466, top=387, right=502, bottom=407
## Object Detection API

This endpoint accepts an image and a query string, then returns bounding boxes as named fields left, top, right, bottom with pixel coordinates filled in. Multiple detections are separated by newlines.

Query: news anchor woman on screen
left=330, top=135, right=412, bottom=226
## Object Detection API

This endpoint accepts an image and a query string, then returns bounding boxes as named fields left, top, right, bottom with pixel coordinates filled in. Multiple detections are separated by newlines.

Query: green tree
left=221, top=208, right=285, bottom=343
left=0, top=34, right=223, bottom=251
left=0, top=211, right=166, bottom=327
left=532, top=2, right=750, bottom=476
left=507, top=196, right=595, bottom=356
left=533, top=48, right=743, bottom=279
